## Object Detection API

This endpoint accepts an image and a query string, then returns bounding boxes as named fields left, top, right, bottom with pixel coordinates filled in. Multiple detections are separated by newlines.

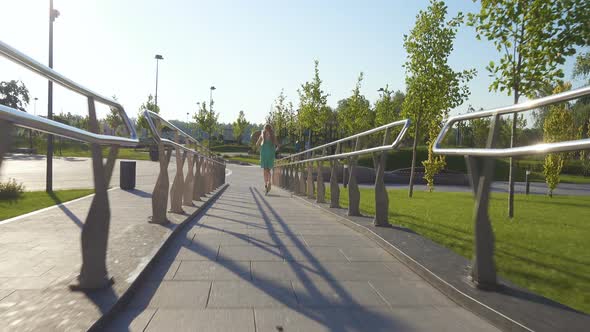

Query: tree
left=0, top=80, right=31, bottom=149
left=543, top=82, right=575, bottom=197
left=402, top=0, right=474, bottom=197
left=266, top=90, right=289, bottom=143
left=468, top=0, right=590, bottom=217
left=298, top=60, right=330, bottom=146
left=573, top=52, right=590, bottom=81
left=194, top=100, right=219, bottom=148
left=338, top=72, right=373, bottom=136
left=105, top=95, right=123, bottom=136
left=232, top=110, right=249, bottom=144
left=375, top=86, right=404, bottom=127
left=136, top=95, right=160, bottom=137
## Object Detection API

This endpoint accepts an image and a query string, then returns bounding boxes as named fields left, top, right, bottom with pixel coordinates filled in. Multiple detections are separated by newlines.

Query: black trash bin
left=120, top=161, right=136, bottom=190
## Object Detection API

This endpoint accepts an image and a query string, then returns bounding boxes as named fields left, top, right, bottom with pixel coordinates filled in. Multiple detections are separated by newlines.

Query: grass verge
left=0, top=189, right=95, bottom=221
left=325, top=187, right=590, bottom=314
left=226, top=154, right=260, bottom=165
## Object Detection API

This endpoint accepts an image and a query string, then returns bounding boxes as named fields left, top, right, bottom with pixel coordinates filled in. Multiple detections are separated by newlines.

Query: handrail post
left=348, top=137, right=361, bottom=216
left=289, top=164, right=294, bottom=191
left=76, top=96, right=116, bottom=289
left=150, top=118, right=172, bottom=225
left=467, top=114, right=500, bottom=290
left=193, top=154, right=203, bottom=201
left=329, top=143, right=341, bottom=208
left=170, top=131, right=186, bottom=213
left=307, top=151, right=315, bottom=199
left=183, top=152, right=195, bottom=206
left=293, top=162, right=300, bottom=195
left=316, top=148, right=326, bottom=203
left=374, top=128, right=391, bottom=227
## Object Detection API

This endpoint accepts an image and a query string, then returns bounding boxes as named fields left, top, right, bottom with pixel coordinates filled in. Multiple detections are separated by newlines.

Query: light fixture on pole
left=34, top=97, right=38, bottom=116
left=208, top=86, right=216, bottom=148
left=46, top=0, right=60, bottom=192
left=154, top=54, right=164, bottom=109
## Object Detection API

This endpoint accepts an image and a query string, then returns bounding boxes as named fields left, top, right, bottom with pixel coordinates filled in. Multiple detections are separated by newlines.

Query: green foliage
left=422, top=121, right=446, bottom=191
left=136, top=95, right=160, bottom=136
left=298, top=60, right=330, bottom=144
left=0, top=80, right=30, bottom=111
left=468, top=0, right=590, bottom=101
left=193, top=100, right=219, bottom=145
left=0, top=189, right=94, bottom=221
left=232, top=110, right=249, bottom=144
left=573, top=52, right=590, bottom=82
left=266, top=90, right=291, bottom=144
left=543, top=82, right=575, bottom=197
left=0, top=178, right=25, bottom=200
left=374, top=86, right=404, bottom=127
left=402, top=0, right=474, bottom=194
left=337, top=72, right=373, bottom=136
left=105, top=95, right=124, bottom=136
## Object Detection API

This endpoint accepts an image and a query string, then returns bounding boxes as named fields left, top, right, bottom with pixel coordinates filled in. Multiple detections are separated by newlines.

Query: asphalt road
left=2, top=154, right=588, bottom=196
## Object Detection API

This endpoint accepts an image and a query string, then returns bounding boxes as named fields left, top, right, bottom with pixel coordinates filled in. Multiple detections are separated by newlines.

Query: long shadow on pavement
left=104, top=187, right=406, bottom=331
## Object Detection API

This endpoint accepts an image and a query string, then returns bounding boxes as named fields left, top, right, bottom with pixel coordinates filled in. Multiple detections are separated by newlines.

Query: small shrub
left=0, top=178, right=25, bottom=200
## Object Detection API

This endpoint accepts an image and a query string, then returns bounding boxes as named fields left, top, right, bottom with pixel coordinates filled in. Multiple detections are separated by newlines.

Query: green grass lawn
left=325, top=187, right=590, bottom=314
left=226, top=154, right=260, bottom=165
left=0, top=189, right=95, bottom=221
left=49, top=147, right=151, bottom=160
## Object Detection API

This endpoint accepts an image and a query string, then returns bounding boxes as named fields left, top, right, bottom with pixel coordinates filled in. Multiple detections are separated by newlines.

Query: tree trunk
left=408, top=116, right=421, bottom=198
left=508, top=93, right=520, bottom=218
left=29, top=129, right=33, bottom=152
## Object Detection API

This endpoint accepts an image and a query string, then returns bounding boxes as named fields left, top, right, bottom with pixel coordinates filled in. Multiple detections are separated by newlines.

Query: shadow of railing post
left=76, top=97, right=119, bottom=289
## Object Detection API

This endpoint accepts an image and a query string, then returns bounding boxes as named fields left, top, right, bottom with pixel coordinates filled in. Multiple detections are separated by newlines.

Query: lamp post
left=46, top=0, right=60, bottom=192
left=154, top=54, right=163, bottom=109
left=209, top=86, right=216, bottom=149
left=34, top=97, right=38, bottom=116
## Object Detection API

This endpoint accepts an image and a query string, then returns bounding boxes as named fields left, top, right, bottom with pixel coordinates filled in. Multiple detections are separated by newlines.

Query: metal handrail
left=433, top=85, right=590, bottom=157
left=144, top=110, right=224, bottom=165
left=0, top=104, right=138, bottom=146
left=0, top=40, right=137, bottom=139
left=277, top=119, right=411, bottom=166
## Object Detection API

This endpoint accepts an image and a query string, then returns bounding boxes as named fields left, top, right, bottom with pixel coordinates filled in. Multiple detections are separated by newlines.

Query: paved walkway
left=106, top=165, right=499, bottom=331
left=0, top=158, right=221, bottom=331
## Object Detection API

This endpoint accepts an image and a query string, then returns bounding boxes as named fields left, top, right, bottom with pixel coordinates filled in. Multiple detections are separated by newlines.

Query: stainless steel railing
left=272, top=119, right=410, bottom=226
left=277, top=119, right=410, bottom=165
left=144, top=110, right=224, bottom=165
left=432, top=84, right=590, bottom=290
left=0, top=40, right=137, bottom=140
left=0, top=40, right=226, bottom=290
left=433, top=85, right=590, bottom=157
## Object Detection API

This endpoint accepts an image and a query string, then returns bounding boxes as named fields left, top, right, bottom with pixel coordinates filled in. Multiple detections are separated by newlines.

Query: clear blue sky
left=0, top=0, right=585, bottom=125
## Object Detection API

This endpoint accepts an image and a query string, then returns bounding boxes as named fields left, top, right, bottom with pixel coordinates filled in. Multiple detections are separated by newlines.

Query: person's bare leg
left=262, top=168, right=268, bottom=188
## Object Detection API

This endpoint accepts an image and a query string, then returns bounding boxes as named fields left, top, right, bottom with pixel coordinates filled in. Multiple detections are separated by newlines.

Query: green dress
left=260, top=136, right=275, bottom=169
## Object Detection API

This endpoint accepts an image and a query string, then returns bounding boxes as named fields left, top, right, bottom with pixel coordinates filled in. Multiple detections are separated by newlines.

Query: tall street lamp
left=209, top=86, right=216, bottom=148
left=154, top=54, right=163, bottom=109
left=46, top=0, right=60, bottom=192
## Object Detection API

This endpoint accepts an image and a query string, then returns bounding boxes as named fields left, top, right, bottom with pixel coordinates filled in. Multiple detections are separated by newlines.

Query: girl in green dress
left=256, top=124, right=279, bottom=194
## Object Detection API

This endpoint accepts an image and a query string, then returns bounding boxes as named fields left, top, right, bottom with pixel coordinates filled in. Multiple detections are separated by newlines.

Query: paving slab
left=103, top=165, right=502, bottom=331
left=0, top=155, right=228, bottom=331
